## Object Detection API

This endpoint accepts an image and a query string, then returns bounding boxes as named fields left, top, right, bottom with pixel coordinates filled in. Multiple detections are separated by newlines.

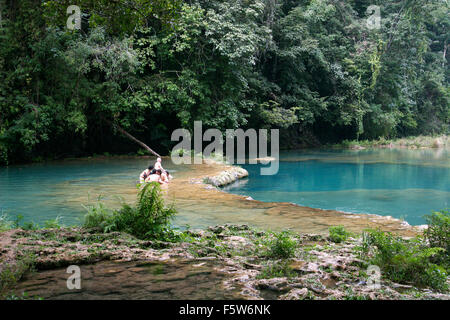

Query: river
left=0, top=148, right=448, bottom=231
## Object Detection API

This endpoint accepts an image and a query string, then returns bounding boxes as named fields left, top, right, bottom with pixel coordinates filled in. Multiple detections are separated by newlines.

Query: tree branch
left=101, top=116, right=161, bottom=157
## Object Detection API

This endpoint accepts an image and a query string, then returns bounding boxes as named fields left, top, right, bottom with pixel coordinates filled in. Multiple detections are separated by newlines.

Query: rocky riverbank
left=1, top=225, right=448, bottom=300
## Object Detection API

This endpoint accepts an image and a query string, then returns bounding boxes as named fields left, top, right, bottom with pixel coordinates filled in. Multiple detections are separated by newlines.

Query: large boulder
left=204, top=167, right=249, bottom=187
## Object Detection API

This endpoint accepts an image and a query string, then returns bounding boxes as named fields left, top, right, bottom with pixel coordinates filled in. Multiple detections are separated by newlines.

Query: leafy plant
left=4, top=292, right=43, bottom=300
left=12, top=215, right=24, bottom=229
left=424, top=210, right=449, bottom=251
left=256, top=260, right=296, bottom=279
left=0, top=213, right=12, bottom=232
left=329, top=226, right=351, bottom=243
left=0, top=252, right=36, bottom=298
left=82, top=182, right=177, bottom=240
left=265, top=231, right=297, bottom=259
left=82, top=201, right=116, bottom=232
left=22, top=222, right=39, bottom=231
left=113, top=183, right=177, bottom=239
left=43, top=216, right=64, bottom=229
left=9, top=215, right=39, bottom=230
left=424, top=209, right=450, bottom=271
left=359, top=229, right=448, bottom=292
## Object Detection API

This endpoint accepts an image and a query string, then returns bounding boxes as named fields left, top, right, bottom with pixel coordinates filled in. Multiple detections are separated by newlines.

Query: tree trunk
left=443, top=42, right=447, bottom=67
left=101, top=116, right=161, bottom=158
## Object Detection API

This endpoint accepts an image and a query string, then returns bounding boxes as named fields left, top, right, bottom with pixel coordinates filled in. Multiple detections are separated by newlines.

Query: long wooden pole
left=101, top=116, right=161, bottom=158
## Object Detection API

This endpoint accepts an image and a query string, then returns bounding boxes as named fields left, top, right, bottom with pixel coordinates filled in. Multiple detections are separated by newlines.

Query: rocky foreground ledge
left=1, top=225, right=448, bottom=300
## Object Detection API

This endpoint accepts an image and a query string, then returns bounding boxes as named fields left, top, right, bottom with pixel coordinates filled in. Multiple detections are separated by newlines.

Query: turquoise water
left=223, top=149, right=450, bottom=225
left=0, top=158, right=188, bottom=226
left=0, top=149, right=449, bottom=227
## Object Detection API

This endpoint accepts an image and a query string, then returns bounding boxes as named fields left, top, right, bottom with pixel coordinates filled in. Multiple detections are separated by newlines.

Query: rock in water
left=204, top=167, right=249, bottom=187
left=432, top=138, right=444, bottom=148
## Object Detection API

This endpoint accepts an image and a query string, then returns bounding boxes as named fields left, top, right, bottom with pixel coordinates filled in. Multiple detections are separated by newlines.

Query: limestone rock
left=279, top=288, right=309, bottom=300
left=203, top=167, right=249, bottom=187
left=432, top=138, right=444, bottom=148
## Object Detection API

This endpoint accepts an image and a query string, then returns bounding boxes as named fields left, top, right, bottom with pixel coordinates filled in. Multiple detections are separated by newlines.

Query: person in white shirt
left=154, top=157, right=164, bottom=171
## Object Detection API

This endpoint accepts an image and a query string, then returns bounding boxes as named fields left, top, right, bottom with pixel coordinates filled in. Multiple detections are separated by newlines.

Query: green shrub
left=4, top=292, right=43, bottom=300
left=136, top=149, right=146, bottom=156
left=114, top=182, right=177, bottom=239
left=0, top=214, right=62, bottom=232
left=82, top=183, right=177, bottom=240
left=257, top=260, right=296, bottom=279
left=423, top=264, right=448, bottom=292
left=82, top=201, right=116, bottom=232
left=424, top=209, right=449, bottom=270
left=266, top=231, right=297, bottom=259
left=9, top=215, right=39, bottom=230
left=43, top=216, right=64, bottom=229
left=343, top=288, right=369, bottom=300
left=329, top=226, right=351, bottom=243
left=0, top=213, right=12, bottom=232
left=0, top=253, right=36, bottom=298
left=22, top=221, right=39, bottom=231
left=359, top=229, right=448, bottom=292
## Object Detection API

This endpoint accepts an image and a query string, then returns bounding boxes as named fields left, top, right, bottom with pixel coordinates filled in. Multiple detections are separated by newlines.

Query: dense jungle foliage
left=0, top=0, right=448, bottom=165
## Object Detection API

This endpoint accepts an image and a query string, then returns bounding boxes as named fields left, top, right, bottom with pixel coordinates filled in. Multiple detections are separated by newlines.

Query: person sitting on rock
left=154, top=157, right=166, bottom=173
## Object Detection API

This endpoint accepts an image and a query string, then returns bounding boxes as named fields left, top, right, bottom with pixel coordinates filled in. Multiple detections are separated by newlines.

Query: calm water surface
left=0, top=148, right=449, bottom=227
left=0, top=158, right=187, bottom=226
left=224, top=149, right=449, bottom=225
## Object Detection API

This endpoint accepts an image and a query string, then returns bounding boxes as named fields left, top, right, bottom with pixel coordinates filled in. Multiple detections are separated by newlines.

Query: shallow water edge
left=178, top=159, right=420, bottom=237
